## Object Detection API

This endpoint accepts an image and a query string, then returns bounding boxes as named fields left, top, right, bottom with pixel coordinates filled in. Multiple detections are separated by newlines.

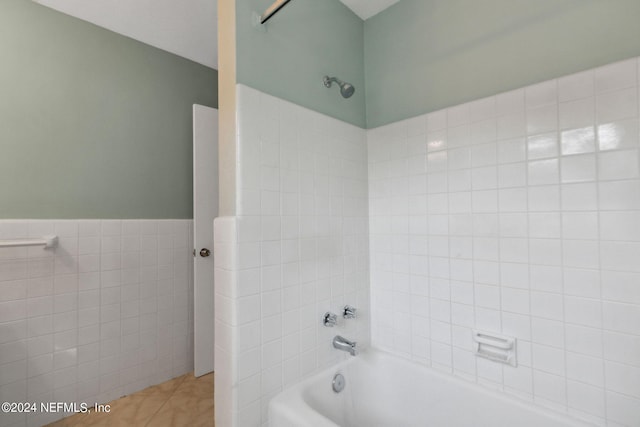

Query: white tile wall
left=368, top=58, right=640, bottom=426
left=213, top=216, right=236, bottom=427
left=214, top=85, right=370, bottom=427
left=0, top=219, right=194, bottom=427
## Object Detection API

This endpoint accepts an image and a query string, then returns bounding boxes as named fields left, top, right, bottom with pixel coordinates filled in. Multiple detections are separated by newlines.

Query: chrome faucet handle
left=343, top=305, right=357, bottom=319
left=323, top=312, right=338, bottom=327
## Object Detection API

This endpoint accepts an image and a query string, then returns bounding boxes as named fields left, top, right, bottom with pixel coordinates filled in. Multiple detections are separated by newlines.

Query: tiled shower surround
left=214, top=85, right=370, bottom=426
left=369, top=58, right=640, bottom=426
left=0, top=219, right=194, bottom=427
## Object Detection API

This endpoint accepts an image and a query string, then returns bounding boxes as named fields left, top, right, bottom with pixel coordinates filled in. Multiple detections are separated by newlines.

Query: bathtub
left=269, top=350, right=592, bottom=427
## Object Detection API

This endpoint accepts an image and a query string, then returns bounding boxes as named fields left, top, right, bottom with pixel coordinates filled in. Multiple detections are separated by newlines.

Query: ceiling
left=34, top=0, right=219, bottom=68
left=340, top=0, right=400, bottom=20
left=33, top=0, right=400, bottom=69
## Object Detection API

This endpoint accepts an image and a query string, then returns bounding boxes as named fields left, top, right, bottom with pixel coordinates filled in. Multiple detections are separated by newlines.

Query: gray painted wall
left=365, top=0, right=640, bottom=128
left=7, top=0, right=640, bottom=219
left=0, top=0, right=217, bottom=219
left=236, top=0, right=366, bottom=128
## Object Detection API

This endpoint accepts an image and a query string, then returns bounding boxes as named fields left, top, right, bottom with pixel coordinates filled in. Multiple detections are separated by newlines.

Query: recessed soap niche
left=472, top=330, right=517, bottom=367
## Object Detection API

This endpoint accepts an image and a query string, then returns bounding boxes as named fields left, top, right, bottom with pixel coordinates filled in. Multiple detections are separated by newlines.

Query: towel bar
left=0, top=235, right=58, bottom=249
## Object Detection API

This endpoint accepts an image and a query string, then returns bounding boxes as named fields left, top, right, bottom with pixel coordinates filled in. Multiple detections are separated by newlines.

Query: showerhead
left=340, top=82, right=355, bottom=98
left=323, top=76, right=355, bottom=98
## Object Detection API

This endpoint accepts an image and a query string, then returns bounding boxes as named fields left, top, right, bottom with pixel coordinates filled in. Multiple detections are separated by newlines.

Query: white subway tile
left=565, top=296, right=602, bottom=328
left=528, top=133, right=558, bottom=160
left=531, top=293, right=564, bottom=321
left=531, top=317, right=564, bottom=348
left=561, top=183, right=597, bottom=211
left=502, top=312, right=531, bottom=340
left=427, top=110, right=447, bottom=132
left=600, top=211, right=640, bottom=241
left=598, top=149, right=640, bottom=181
left=567, top=380, right=606, bottom=418
left=504, top=365, right=533, bottom=395
left=597, top=87, right=638, bottom=123
left=594, top=59, right=637, bottom=93
left=563, top=268, right=600, bottom=299
left=499, top=213, right=527, bottom=238
left=497, top=163, right=527, bottom=188
left=528, top=159, right=559, bottom=185
left=598, top=119, right=639, bottom=151
left=603, top=301, right=640, bottom=335
left=497, top=113, right=526, bottom=139
left=563, top=240, right=599, bottom=269
left=499, top=188, right=528, bottom=212
left=605, top=361, right=640, bottom=399
left=497, top=138, right=526, bottom=163
left=606, top=390, right=640, bottom=426
left=562, top=212, right=598, bottom=240
left=559, top=70, right=594, bottom=102
left=600, top=241, right=640, bottom=272
left=533, top=370, right=566, bottom=406
left=532, top=344, right=565, bottom=376
left=499, top=238, right=528, bottom=263
left=471, top=167, right=497, bottom=190
left=566, top=351, right=604, bottom=387
left=529, top=213, right=561, bottom=238
left=560, top=97, right=594, bottom=131
left=560, top=127, right=596, bottom=156
left=448, top=104, right=470, bottom=127
left=500, top=262, right=530, bottom=289
left=528, top=185, right=561, bottom=212
left=604, top=331, right=640, bottom=367
left=0, top=339, right=27, bottom=365
left=496, top=90, right=525, bottom=116
left=469, top=97, right=496, bottom=122
left=561, top=154, right=596, bottom=183
left=598, top=180, right=640, bottom=210
left=526, top=81, right=558, bottom=108
left=530, top=265, right=563, bottom=293
left=601, top=270, right=640, bottom=304
left=527, top=104, right=558, bottom=135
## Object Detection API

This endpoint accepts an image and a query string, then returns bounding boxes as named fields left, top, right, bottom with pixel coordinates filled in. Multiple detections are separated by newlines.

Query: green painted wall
left=0, top=0, right=217, bottom=219
left=365, top=0, right=640, bottom=128
left=236, top=0, right=366, bottom=128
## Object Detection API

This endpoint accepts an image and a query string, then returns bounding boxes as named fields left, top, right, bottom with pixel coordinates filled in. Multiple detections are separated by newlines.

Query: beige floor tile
left=44, top=372, right=214, bottom=427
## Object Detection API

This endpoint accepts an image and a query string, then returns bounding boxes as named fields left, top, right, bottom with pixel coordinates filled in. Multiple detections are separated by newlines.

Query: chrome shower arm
left=323, top=76, right=343, bottom=88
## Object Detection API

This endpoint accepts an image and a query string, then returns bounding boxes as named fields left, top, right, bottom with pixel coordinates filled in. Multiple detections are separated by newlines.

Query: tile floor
left=45, top=373, right=214, bottom=427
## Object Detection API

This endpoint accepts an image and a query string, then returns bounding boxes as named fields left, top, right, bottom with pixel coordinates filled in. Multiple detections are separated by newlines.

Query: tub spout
left=333, top=335, right=358, bottom=356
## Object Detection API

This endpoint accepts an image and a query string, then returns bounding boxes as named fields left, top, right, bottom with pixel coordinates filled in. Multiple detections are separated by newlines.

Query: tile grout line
left=142, top=374, right=190, bottom=427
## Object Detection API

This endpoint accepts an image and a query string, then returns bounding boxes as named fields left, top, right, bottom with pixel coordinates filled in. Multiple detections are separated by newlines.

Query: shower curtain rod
left=260, top=0, right=291, bottom=24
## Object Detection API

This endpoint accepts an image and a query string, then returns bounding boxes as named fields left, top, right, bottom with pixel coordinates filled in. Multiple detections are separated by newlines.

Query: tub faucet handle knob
left=343, top=305, right=357, bottom=319
left=323, top=312, right=338, bottom=327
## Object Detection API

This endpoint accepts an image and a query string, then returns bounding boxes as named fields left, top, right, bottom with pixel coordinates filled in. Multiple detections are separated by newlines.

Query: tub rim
left=268, top=347, right=594, bottom=427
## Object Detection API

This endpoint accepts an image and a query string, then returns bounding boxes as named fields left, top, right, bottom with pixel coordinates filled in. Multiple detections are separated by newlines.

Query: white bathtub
left=269, top=350, right=592, bottom=427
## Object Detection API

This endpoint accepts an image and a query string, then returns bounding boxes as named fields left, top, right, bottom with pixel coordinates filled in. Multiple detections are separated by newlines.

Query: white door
left=193, top=104, right=218, bottom=377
